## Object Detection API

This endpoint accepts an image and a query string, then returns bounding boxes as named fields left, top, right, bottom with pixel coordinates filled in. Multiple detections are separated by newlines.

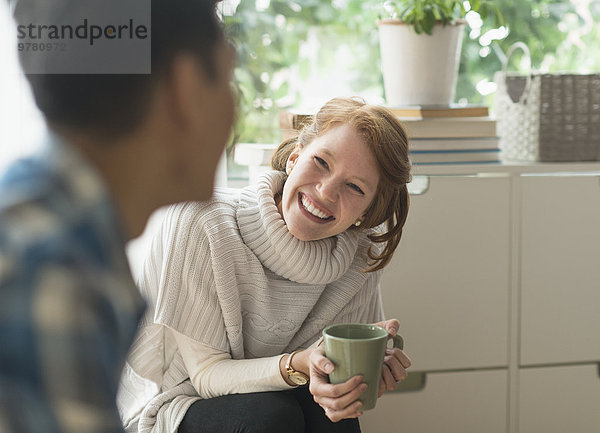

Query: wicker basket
left=494, top=43, right=600, bottom=162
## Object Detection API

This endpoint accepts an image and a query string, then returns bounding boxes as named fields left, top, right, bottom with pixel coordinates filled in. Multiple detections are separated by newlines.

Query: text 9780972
left=18, top=42, right=67, bottom=52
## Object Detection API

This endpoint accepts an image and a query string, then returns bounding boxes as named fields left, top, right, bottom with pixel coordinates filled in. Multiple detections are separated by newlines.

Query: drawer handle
left=392, top=372, right=427, bottom=393
left=407, top=176, right=430, bottom=196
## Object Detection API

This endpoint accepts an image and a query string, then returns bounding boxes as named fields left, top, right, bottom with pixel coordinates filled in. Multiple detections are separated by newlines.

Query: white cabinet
left=360, top=370, right=508, bottom=433
left=519, top=364, right=600, bottom=433
left=520, top=175, right=600, bottom=366
left=381, top=175, right=510, bottom=372
left=370, top=166, right=600, bottom=433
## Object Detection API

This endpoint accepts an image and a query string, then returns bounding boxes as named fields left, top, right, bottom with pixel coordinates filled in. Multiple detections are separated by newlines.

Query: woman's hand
left=308, top=347, right=367, bottom=422
left=374, top=319, right=412, bottom=397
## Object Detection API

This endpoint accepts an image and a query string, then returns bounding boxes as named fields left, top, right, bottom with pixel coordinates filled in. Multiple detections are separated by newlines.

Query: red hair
left=271, top=97, right=411, bottom=272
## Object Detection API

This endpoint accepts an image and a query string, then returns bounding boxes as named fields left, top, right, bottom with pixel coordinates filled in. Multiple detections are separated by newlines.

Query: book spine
left=401, top=119, right=497, bottom=138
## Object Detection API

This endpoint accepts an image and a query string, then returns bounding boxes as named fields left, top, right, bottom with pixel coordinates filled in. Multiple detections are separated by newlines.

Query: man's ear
left=164, top=54, right=208, bottom=132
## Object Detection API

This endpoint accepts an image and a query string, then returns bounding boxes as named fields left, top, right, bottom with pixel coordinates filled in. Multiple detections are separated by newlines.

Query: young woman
left=118, top=97, right=412, bottom=433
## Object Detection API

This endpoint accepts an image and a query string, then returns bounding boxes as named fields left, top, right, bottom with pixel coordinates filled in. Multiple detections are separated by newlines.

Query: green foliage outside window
left=222, top=0, right=600, bottom=147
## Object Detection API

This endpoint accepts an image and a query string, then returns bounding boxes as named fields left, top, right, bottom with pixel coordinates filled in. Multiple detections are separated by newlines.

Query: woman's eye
left=348, top=183, right=364, bottom=195
left=314, top=156, right=329, bottom=169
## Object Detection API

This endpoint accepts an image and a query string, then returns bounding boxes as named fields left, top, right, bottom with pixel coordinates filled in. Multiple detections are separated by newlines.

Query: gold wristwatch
left=286, top=350, right=309, bottom=386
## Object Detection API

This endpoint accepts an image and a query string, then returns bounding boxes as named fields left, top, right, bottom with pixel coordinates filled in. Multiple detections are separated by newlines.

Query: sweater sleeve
left=169, top=329, right=293, bottom=399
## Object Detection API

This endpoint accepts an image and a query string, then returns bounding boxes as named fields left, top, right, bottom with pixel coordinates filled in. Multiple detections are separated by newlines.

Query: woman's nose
left=317, top=179, right=339, bottom=202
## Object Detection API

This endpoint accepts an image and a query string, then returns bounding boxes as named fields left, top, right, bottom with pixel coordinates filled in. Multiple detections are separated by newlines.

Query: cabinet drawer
left=520, top=175, right=600, bottom=365
left=519, top=364, right=600, bottom=433
left=360, top=369, right=508, bottom=433
left=381, top=176, right=510, bottom=371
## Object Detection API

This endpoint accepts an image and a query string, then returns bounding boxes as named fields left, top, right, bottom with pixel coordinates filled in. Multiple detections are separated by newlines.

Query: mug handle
left=388, top=334, right=404, bottom=351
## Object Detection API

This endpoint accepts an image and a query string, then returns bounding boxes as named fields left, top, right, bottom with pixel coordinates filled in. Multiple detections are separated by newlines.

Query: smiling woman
left=271, top=97, right=412, bottom=271
left=118, top=96, right=413, bottom=433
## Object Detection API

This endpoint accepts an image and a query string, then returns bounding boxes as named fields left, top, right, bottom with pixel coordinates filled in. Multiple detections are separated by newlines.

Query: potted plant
left=378, top=0, right=504, bottom=106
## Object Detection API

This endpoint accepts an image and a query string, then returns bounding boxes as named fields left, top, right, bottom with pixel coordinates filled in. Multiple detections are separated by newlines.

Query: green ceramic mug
left=322, top=323, right=404, bottom=411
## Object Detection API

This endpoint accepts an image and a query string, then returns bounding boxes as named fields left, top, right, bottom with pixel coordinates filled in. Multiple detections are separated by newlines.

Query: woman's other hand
left=374, top=319, right=412, bottom=397
left=308, top=347, right=367, bottom=422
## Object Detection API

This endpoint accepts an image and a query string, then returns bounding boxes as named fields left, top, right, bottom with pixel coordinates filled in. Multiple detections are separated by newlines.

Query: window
left=2, top=1, right=599, bottom=174
left=222, top=0, right=600, bottom=147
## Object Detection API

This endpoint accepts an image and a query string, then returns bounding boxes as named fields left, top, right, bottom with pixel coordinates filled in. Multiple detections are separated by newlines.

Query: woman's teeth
left=301, top=195, right=331, bottom=220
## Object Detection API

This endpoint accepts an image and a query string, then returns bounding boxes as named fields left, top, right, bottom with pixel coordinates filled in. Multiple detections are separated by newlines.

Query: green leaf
left=423, top=7, right=436, bottom=32
left=273, top=82, right=290, bottom=99
left=414, top=19, right=425, bottom=34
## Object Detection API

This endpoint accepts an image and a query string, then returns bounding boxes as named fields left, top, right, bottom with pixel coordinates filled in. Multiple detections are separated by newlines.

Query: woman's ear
left=286, top=144, right=302, bottom=175
left=354, top=212, right=368, bottom=227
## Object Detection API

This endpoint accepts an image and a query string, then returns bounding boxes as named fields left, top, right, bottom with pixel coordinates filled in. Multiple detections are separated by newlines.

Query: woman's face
left=278, top=124, right=380, bottom=241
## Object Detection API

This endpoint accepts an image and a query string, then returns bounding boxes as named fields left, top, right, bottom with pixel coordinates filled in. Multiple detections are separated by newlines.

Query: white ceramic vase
left=378, top=19, right=465, bottom=106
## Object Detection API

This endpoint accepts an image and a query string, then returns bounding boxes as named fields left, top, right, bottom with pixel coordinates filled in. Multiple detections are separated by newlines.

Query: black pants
left=178, top=386, right=361, bottom=433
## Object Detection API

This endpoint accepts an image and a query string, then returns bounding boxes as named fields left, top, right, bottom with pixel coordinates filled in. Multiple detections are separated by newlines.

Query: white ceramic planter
left=378, top=19, right=465, bottom=106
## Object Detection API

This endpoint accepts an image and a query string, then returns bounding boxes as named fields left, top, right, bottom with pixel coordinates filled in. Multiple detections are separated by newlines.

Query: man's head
left=14, top=0, right=225, bottom=137
left=13, top=0, right=235, bottom=204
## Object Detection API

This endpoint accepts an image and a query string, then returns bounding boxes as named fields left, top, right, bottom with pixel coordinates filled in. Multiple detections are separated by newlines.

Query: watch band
left=285, top=350, right=299, bottom=371
left=286, top=350, right=309, bottom=385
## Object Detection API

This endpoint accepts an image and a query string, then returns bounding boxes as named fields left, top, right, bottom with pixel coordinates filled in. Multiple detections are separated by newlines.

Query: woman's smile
left=298, top=192, right=335, bottom=223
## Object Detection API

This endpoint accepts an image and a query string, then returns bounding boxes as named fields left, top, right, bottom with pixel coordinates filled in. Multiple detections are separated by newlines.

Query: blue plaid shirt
left=0, top=137, right=146, bottom=433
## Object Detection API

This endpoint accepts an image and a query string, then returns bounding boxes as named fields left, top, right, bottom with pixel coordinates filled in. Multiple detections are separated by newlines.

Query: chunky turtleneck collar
left=236, top=170, right=360, bottom=285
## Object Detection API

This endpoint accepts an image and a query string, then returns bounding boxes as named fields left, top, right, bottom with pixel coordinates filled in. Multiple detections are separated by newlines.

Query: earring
left=354, top=220, right=361, bottom=227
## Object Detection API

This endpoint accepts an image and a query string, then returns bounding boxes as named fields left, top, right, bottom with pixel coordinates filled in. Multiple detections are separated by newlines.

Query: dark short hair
left=13, top=0, right=223, bottom=139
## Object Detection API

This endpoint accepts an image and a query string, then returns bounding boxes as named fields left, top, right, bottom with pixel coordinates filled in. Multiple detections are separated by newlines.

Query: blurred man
left=0, top=1, right=234, bottom=431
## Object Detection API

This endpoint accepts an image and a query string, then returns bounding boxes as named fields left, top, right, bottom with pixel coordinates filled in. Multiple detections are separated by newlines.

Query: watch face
left=289, top=371, right=309, bottom=385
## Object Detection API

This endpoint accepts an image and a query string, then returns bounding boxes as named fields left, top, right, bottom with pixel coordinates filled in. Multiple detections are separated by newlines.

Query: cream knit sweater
left=117, top=171, right=385, bottom=433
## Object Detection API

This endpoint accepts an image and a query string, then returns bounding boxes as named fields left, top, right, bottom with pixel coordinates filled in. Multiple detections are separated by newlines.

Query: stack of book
left=279, top=111, right=312, bottom=140
left=279, top=105, right=500, bottom=166
left=387, top=105, right=500, bottom=165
